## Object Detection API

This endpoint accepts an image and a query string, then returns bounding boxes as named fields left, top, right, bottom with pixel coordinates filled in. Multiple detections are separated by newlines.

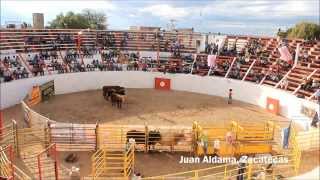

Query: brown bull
left=102, top=86, right=125, bottom=100
left=111, top=92, right=126, bottom=109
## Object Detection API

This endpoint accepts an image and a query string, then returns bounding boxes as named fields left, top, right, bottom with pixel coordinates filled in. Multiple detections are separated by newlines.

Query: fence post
left=95, top=122, right=99, bottom=151
left=192, top=121, right=200, bottom=155
left=45, top=121, right=50, bottom=149
left=103, top=149, right=107, bottom=174
left=145, top=123, right=148, bottom=153
left=54, top=144, right=59, bottom=180
left=223, top=164, right=227, bottom=179
left=247, top=162, right=252, bottom=180
left=9, top=145, right=14, bottom=180
left=37, top=155, right=42, bottom=180
left=123, top=154, right=127, bottom=177
left=194, top=170, right=199, bottom=180
left=132, top=144, right=135, bottom=176
left=0, top=111, right=3, bottom=141
left=12, top=120, right=19, bottom=156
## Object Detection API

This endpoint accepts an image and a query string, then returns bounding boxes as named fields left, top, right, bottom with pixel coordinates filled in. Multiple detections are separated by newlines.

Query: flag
left=207, top=55, right=217, bottom=67
left=278, top=46, right=292, bottom=62
left=282, top=121, right=292, bottom=149
left=311, top=112, right=319, bottom=127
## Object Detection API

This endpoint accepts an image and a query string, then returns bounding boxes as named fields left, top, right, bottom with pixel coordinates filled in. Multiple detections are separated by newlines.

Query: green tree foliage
left=49, top=9, right=107, bottom=29
left=277, top=22, right=320, bottom=40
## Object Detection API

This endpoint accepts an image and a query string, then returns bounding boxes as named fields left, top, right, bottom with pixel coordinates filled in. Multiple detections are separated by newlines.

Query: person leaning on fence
left=126, top=138, right=136, bottom=151
left=212, top=139, right=220, bottom=156
left=237, top=162, right=246, bottom=180
left=199, top=131, right=209, bottom=155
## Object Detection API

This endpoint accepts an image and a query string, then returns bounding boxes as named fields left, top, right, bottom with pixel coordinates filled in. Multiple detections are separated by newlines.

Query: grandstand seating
left=0, top=28, right=319, bottom=101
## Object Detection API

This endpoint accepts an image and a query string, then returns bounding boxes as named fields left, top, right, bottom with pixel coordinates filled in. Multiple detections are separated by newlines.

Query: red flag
left=278, top=46, right=292, bottom=62
left=207, top=55, right=217, bottom=67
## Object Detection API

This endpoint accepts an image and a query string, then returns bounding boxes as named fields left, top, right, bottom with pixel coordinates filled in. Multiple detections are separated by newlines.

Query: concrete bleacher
left=0, top=28, right=319, bottom=100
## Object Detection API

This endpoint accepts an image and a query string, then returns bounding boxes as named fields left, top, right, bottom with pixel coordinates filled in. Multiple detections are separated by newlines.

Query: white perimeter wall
left=1, top=72, right=318, bottom=128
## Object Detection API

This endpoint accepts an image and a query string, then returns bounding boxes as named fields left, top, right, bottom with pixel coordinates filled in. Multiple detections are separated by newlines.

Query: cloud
left=1, top=0, right=318, bottom=36
left=199, top=0, right=318, bottom=18
left=139, top=4, right=190, bottom=19
left=1, top=0, right=116, bottom=24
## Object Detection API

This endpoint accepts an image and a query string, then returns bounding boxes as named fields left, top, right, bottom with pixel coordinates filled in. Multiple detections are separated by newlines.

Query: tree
left=277, top=22, right=320, bottom=40
left=82, top=9, right=107, bottom=30
left=48, top=10, right=107, bottom=29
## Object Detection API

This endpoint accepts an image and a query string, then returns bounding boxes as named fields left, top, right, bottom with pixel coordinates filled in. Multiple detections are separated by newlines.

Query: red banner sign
left=155, top=78, right=171, bottom=90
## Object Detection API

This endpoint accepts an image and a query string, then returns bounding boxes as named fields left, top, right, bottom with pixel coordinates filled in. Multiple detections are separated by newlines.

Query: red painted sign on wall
left=155, top=78, right=171, bottom=90
left=266, top=97, right=280, bottom=115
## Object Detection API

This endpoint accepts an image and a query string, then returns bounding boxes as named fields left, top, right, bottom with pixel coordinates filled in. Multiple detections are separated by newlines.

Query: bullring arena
left=0, top=27, right=320, bottom=179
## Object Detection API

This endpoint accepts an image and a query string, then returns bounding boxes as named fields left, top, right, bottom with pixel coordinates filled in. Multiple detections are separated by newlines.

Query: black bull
left=102, top=86, right=125, bottom=100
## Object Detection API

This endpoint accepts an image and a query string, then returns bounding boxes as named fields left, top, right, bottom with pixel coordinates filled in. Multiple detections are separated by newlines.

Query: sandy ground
left=4, top=88, right=289, bottom=126
left=2, top=88, right=318, bottom=178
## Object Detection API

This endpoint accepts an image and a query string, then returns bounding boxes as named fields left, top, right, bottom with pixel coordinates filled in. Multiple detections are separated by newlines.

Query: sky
left=1, top=0, right=319, bottom=36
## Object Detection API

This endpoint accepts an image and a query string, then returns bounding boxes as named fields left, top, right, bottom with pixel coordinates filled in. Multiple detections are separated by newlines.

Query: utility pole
left=168, top=19, right=177, bottom=31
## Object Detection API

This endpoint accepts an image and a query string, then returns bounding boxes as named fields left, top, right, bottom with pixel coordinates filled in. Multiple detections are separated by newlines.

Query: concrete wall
left=1, top=72, right=318, bottom=127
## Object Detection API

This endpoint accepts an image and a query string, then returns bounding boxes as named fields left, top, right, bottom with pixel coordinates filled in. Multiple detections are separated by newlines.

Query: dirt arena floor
left=4, top=88, right=289, bottom=126
left=2, top=88, right=319, bottom=177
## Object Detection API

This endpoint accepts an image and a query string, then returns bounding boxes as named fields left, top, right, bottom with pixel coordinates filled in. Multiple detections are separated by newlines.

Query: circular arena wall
left=1, top=71, right=318, bottom=127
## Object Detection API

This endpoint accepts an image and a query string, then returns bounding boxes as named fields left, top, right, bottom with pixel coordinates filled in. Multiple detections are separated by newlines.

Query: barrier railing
left=49, top=122, right=97, bottom=151
left=37, top=143, right=59, bottom=180
left=0, top=145, right=14, bottom=179
left=92, top=148, right=106, bottom=178
left=289, top=125, right=302, bottom=175
left=16, top=101, right=308, bottom=179
left=142, top=163, right=247, bottom=180
left=193, top=121, right=275, bottom=156
left=0, top=121, right=17, bottom=153
left=124, top=143, right=134, bottom=177
left=232, top=121, right=275, bottom=141
left=143, top=153, right=296, bottom=180
left=17, top=127, right=48, bottom=158
left=98, top=124, right=146, bottom=152
left=12, top=164, right=32, bottom=180
left=295, top=128, right=319, bottom=151
left=91, top=143, right=135, bottom=179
